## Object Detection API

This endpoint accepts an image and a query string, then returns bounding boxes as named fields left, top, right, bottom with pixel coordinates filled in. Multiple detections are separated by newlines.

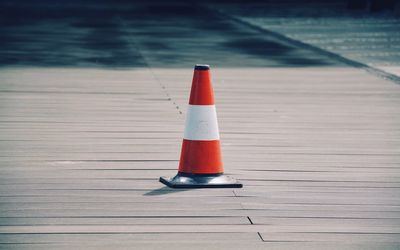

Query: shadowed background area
left=0, top=0, right=344, bottom=68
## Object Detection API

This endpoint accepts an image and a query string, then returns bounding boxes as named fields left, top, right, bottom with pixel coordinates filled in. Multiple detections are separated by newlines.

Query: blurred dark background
left=0, top=0, right=399, bottom=69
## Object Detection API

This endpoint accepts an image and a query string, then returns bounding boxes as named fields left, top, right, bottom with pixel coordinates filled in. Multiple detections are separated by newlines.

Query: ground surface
left=0, top=1, right=400, bottom=250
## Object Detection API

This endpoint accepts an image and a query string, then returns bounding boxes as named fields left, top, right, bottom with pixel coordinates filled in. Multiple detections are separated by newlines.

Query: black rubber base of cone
left=159, top=172, right=242, bottom=189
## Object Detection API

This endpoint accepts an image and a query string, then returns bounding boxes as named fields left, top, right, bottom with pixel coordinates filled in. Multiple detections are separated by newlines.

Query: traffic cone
left=159, top=64, right=242, bottom=188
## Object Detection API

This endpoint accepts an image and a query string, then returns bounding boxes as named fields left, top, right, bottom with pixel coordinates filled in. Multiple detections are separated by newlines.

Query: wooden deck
left=1, top=66, right=399, bottom=249
left=1, top=2, right=400, bottom=250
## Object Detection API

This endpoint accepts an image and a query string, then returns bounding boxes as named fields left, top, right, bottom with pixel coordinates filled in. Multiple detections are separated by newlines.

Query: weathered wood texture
left=1, top=67, right=399, bottom=250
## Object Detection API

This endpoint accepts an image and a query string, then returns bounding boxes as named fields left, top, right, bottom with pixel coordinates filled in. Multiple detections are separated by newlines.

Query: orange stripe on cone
left=178, top=139, right=223, bottom=174
left=189, top=69, right=215, bottom=105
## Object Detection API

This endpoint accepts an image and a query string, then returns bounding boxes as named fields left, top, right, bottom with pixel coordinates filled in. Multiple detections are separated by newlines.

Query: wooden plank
left=1, top=224, right=399, bottom=234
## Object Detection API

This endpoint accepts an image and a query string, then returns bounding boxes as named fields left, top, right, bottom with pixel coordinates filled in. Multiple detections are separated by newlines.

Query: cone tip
left=194, top=64, right=210, bottom=70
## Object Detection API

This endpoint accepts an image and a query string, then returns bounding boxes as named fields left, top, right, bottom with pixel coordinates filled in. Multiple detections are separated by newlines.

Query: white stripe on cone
left=183, top=105, right=220, bottom=141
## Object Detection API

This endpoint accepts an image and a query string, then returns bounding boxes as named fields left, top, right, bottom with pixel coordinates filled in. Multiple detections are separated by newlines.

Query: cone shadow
left=143, top=186, right=190, bottom=196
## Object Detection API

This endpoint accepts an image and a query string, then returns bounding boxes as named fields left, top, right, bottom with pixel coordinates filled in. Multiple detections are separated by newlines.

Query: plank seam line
left=257, top=232, right=264, bottom=242
left=207, top=6, right=400, bottom=85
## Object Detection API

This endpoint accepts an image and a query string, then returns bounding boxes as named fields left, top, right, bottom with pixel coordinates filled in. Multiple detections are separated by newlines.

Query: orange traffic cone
left=160, top=64, right=242, bottom=188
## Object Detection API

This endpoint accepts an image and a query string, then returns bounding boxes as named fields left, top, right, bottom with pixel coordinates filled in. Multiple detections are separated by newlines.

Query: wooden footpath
left=0, top=66, right=399, bottom=249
